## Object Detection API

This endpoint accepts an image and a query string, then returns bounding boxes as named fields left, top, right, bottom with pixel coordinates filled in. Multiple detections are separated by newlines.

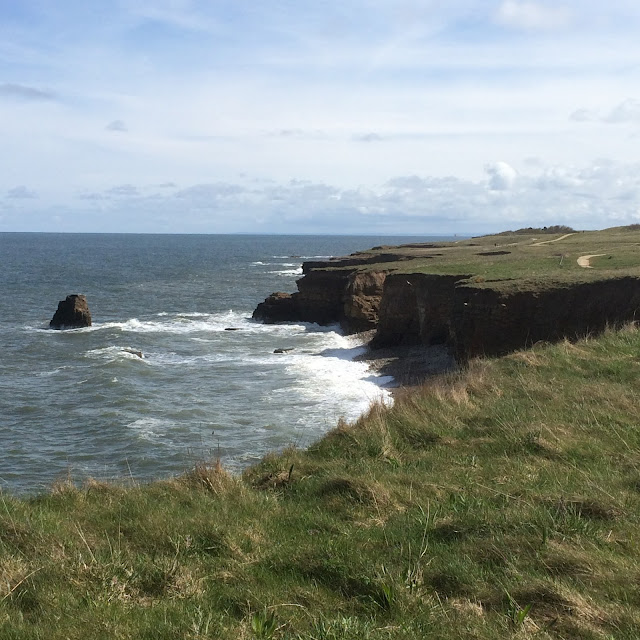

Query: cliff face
left=253, top=268, right=351, bottom=325
left=254, top=252, right=640, bottom=362
left=343, top=270, right=387, bottom=331
left=372, top=274, right=640, bottom=360
left=371, top=274, right=469, bottom=348
left=450, top=277, right=640, bottom=360
left=252, top=264, right=388, bottom=331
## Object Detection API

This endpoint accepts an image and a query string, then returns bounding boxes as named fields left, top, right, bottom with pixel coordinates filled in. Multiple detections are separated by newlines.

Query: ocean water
left=0, top=233, right=443, bottom=494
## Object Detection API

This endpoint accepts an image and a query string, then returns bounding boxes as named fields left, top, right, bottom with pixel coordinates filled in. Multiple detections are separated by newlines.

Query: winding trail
left=577, top=254, right=605, bottom=268
left=531, top=233, right=576, bottom=246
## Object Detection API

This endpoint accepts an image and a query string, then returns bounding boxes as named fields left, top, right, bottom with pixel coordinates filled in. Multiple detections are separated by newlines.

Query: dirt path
left=577, top=254, right=605, bottom=268
left=531, top=233, right=576, bottom=246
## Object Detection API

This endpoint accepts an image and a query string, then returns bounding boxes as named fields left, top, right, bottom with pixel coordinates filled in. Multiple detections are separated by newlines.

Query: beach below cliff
left=352, top=330, right=458, bottom=389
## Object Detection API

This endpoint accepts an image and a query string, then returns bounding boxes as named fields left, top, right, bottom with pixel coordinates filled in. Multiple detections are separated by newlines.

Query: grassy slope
left=2, top=326, right=640, bottom=639
left=344, top=227, right=640, bottom=292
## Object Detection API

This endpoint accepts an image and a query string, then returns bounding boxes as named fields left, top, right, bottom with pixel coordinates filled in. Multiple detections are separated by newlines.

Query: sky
left=1, top=1, right=640, bottom=234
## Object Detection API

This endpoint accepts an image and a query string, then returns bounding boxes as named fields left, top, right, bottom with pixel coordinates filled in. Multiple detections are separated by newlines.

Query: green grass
left=331, top=226, right=640, bottom=292
left=3, top=326, right=640, bottom=638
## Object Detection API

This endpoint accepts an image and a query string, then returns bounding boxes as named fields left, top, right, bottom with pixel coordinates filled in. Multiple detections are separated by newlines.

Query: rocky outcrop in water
left=50, top=294, right=92, bottom=329
left=253, top=292, right=301, bottom=324
left=252, top=259, right=388, bottom=330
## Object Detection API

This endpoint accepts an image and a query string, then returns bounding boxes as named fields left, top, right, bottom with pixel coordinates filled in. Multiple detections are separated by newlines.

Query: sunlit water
left=0, top=233, right=443, bottom=494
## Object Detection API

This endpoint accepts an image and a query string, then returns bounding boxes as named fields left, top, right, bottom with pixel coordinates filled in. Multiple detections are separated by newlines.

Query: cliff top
left=312, top=225, right=640, bottom=292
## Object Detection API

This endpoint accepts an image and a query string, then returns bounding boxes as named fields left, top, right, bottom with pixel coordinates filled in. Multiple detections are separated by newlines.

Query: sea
left=0, top=233, right=446, bottom=495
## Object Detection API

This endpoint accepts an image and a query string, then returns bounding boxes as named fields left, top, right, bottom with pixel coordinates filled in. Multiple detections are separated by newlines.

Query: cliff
left=373, top=273, right=640, bottom=361
left=253, top=227, right=640, bottom=364
left=253, top=257, right=389, bottom=332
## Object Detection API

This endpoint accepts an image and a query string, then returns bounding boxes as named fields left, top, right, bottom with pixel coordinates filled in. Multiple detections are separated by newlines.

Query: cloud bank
left=495, top=1, right=572, bottom=31
left=0, top=84, right=57, bottom=101
left=3, top=159, right=638, bottom=234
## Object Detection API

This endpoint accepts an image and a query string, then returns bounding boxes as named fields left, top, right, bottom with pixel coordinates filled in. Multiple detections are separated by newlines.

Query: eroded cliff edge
left=253, top=253, right=396, bottom=332
left=253, top=228, right=640, bottom=364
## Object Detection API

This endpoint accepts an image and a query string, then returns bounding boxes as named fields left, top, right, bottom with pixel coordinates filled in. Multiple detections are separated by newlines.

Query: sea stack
left=50, top=294, right=92, bottom=329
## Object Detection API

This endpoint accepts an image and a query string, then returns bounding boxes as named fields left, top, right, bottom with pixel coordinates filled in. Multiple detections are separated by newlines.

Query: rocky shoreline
left=349, top=330, right=457, bottom=389
left=355, top=343, right=457, bottom=389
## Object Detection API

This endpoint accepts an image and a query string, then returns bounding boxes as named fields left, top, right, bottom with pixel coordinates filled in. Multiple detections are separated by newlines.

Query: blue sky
left=1, top=0, right=640, bottom=233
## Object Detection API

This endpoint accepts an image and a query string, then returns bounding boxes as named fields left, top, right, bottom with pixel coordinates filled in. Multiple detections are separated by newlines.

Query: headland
left=254, top=225, right=640, bottom=373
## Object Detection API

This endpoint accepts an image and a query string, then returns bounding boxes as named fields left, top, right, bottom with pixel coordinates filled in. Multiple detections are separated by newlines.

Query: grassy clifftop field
left=332, top=225, right=640, bottom=292
left=2, top=324, right=640, bottom=639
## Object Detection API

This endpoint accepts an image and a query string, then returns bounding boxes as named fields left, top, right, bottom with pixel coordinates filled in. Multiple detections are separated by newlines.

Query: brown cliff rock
left=343, top=270, right=388, bottom=331
left=371, top=273, right=640, bottom=361
left=451, top=277, right=640, bottom=360
left=253, top=268, right=358, bottom=327
left=252, top=292, right=299, bottom=323
left=371, top=273, right=468, bottom=348
left=253, top=233, right=640, bottom=369
left=50, top=294, right=92, bottom=329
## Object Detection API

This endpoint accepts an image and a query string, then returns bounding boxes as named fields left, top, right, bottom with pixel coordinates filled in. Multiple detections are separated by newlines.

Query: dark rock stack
left=50, top=294, right=92, bottom=329
left=253, top=292, right=299, bottom=323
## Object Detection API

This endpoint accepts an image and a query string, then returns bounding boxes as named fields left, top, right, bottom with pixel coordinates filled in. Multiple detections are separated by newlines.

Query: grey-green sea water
left=0, top=233, right=445, bottom=494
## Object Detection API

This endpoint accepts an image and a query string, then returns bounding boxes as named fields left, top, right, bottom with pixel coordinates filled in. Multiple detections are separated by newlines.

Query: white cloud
left=353, top=132, right=383, bottom=142
left=6, top=186, right=38, bottom=199
left=0, top=83, right=56, bottom=101
left=106, top=119, right=128, bottom=132
left=604, top=98, right=640, bottom=123
left=106, top=184, right=139, bottom=197
left=3, top=159, right=635, bottom=234
left=485, top=162, right=518, bottom=191
left=570, top=99, right=640, bottom=124
left=495, top=1, right=571, bottom=31
left=569, top=108, right=597, bottom=122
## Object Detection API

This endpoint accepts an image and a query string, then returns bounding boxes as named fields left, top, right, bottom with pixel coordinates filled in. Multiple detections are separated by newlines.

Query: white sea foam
left=175, top=312, right=212, bottom=318
left=85, top=346, right=149, bottom=362
left=267, top=331, right=393, bottom=422
left=127, top=418, right=167, bottom=440
left=36, top=366, right=69, bottom=377
left=273, top=268, right=303, bottom=276
left=70, top=312, right=250, bottom=335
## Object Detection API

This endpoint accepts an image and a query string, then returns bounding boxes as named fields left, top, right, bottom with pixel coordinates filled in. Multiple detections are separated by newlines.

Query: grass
left=3, top=325, right=640, bottom=638
left=325, top=226, right=640, bottom=293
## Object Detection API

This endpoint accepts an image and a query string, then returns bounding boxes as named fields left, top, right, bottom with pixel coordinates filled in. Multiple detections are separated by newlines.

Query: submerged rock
left=274, top=348, right=294, bottom=354
left=50, top=294, right=92, bottom=329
